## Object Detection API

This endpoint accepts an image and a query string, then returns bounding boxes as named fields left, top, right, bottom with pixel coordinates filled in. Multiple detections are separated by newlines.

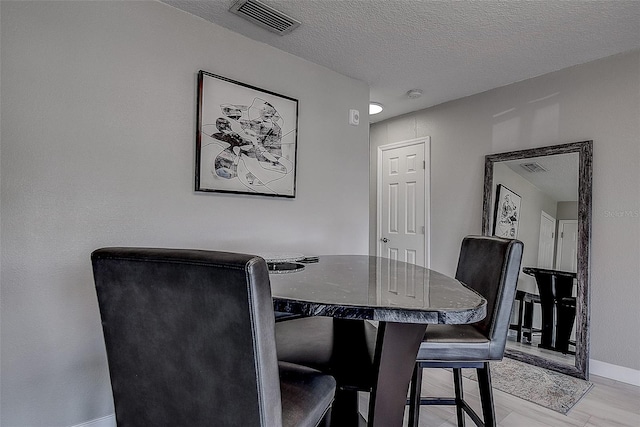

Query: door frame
left=376, top=137, right=431, bottom=267
left=537, top=210, right=557, bottom=269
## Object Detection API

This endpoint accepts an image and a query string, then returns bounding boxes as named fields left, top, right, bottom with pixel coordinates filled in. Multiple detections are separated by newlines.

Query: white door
left=377, top=138, right=430, bottom=267
left=537, top=211, right=556, bottom=269
left=556, top=220, right=578, bottom=272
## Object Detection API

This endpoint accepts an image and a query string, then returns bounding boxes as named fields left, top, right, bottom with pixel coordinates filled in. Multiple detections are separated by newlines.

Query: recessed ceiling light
left=369, top=102, right=383, bottom=115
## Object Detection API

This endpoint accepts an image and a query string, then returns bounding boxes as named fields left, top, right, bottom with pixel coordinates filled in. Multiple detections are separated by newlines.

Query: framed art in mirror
left=493, top=184, right=521, bottom=238
left=195, top=70, right=298, bottom=198
left=482, top=140, right=592, bottom=379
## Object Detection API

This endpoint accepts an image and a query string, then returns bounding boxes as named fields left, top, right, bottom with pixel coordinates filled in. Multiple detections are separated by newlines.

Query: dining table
left=268, top=255, right=487, bottom=427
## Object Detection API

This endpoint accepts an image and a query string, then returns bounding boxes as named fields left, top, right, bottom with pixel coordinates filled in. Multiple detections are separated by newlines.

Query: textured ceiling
left=162, top=0, right=640, bottom=122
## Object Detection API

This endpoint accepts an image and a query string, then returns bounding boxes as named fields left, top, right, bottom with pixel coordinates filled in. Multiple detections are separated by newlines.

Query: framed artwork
left=195, top=70, right=298, bottom=197
left=493, top=184, right=521, bottom=238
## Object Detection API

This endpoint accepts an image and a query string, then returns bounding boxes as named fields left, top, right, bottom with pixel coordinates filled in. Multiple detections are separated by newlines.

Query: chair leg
left=317, top=406, right=332, bottom=427
left=477, top=362, right=496, bottom=427
left=523, top=301, right=535, bottom=342
left=407, top=363, right=423, bottom=427
left=453, top=368, right=466, bottom=427
left=516, top=298, right=524, bottom=342
left=330, top=388, right=360, bottom=427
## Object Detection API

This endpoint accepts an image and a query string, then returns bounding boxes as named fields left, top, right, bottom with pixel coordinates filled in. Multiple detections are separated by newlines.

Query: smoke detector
left=230, top=0, right=301, bottom=35
left=407, top=89, right=423, bottom=99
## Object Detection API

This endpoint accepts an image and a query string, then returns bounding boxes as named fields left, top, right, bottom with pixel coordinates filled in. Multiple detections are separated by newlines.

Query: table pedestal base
left=367, top=322, right=426, bottom=427
left=330, top=320, right=426, bottom=427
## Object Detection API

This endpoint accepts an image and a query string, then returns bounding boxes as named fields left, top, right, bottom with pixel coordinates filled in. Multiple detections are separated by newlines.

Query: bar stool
left=91, top=248, right=336, bottom=427
left=407, top=236, right=523, bottom=427
left=509, top=290, right=542, bottom=343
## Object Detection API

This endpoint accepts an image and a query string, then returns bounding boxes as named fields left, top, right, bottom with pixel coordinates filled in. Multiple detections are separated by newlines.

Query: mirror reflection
left=483, top=141, right=591, bottom=379
left=489, top=154, right=578, bottom=367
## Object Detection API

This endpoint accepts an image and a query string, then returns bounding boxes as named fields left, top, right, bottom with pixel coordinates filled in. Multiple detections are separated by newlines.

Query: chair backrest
left=92, top=248, right=282, bottom=427
left=454, top=236, right=523, bottom=358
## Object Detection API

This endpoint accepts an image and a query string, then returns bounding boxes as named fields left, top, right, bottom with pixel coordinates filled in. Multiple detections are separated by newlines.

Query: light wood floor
left=410, top=368, right=639, bottom=426
left=359, top=366, right=640, bottom=426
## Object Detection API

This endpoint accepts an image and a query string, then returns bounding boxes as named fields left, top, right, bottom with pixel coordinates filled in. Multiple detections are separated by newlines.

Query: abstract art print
left=196, top=71, right=298, bottom=197
left=493, top=184, right=522, bottom=238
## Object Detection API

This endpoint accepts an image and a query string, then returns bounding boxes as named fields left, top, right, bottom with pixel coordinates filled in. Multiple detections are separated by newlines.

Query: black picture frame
left=195, top=70, right=298, bottom=198
left=492, top=184, right=522, bottom=239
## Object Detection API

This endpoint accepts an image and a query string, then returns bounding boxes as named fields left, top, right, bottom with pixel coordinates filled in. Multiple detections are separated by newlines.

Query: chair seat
left=279, top=362, right=336, bottom=427
left=417, top=324, right=491, bottom=362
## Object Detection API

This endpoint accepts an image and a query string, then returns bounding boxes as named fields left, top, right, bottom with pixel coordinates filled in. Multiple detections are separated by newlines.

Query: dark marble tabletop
left=522, top=266, right=577, bottom=278
left=269, top=255, right=486, bottom=324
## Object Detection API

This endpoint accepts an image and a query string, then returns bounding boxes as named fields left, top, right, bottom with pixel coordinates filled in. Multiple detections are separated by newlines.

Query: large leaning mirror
left=482, top=141, right=592, bottom=379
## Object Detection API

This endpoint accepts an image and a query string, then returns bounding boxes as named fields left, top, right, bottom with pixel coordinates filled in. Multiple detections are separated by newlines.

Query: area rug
left=461, top=357, right=593, bottom=414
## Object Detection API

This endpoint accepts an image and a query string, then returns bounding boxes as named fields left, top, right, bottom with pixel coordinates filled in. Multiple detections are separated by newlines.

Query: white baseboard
left=590, top=359, right=640, bottom=387
left=71, top=414, right=115, bottom=427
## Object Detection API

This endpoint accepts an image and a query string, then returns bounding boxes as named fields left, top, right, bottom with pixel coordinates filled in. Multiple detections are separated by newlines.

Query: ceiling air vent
left=519, top=162, right=548, bottom=173
left=230, top=0, right=301, bottom=35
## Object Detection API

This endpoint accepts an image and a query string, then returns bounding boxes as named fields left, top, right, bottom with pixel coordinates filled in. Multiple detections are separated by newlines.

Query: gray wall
left=492, top=163, right=558, bottom=294
left=0, top=1, right=370, bottom=426
left=557, top=201, right=579, bottom=220
left=370, top=50, right=640, bottom=371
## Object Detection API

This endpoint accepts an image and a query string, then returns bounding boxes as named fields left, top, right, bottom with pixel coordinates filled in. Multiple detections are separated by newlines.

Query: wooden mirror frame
left=482, top=140, right=592, bottom=379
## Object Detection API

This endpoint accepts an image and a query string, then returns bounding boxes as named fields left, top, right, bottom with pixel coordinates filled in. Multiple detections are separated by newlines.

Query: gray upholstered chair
left=91, top=248, right=336, bottom=427
left=407, top=236, right=523, bottom=427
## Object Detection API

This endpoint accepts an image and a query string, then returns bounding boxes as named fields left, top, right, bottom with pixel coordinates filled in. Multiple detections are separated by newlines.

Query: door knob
left=381, top=238, right=389, bottom=243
